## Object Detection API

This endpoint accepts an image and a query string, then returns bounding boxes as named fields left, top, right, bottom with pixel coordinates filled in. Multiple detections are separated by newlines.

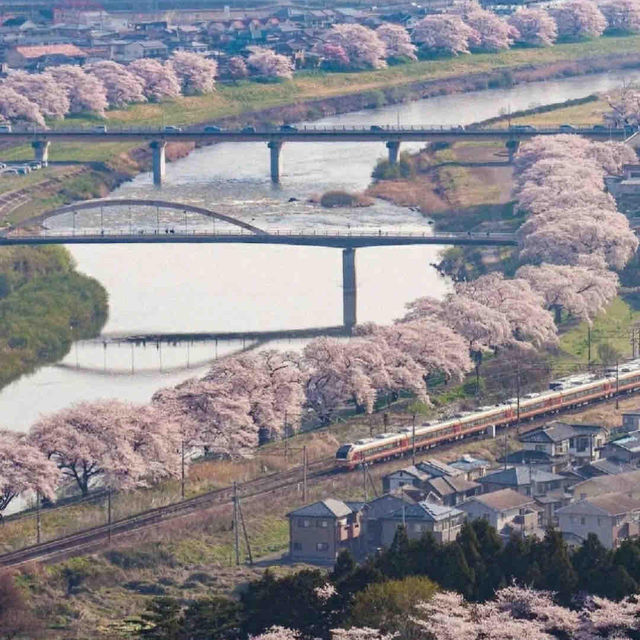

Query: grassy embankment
left=1, top=35, right=639, bottom=227
left=0, top=246, right=108, bottom=390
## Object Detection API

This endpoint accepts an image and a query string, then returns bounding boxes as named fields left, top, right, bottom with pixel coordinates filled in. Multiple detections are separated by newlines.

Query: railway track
left=0, top=390, right=635, bottom=568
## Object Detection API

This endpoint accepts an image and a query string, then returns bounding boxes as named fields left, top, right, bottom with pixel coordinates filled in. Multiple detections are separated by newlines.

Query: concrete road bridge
left=0, top=198, right=517, bottom=330
left=12, top=124, right=633, bottom=183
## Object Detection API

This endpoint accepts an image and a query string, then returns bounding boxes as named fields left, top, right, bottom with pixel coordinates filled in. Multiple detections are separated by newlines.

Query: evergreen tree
left=180, top=597, right=242, bottom=640
left=138, top=598, right=182, bottom=640
left=331, top=550, right=357, bottom=584
left=537, top=528, right=577, bottom=603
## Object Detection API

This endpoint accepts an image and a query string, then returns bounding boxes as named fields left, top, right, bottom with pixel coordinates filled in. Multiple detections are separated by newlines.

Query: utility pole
left=587, top=325, right=592, bottom=367
left=236, top=491, right=253, bottom=566
left=181, top=439, right=186, bottom=500
left=36, top=490, right=41, bottom=545
left=302, top=445, right=308, bottom=503
left=362, top=460, right=368, bottom=502
left=616, top=359, right=620, bottom=410
left=516, top=361, right=521, bottom=430
left=412, top=412, right=416, bottom=466
left=233, top=482, right=240, bottom=566
left=107, top=488, right=112, bottom=544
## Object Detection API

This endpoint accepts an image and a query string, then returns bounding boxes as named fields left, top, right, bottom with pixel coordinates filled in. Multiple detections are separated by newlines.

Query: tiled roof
left=388, top=500, right=463, bottom=522
left=287, top=498, right=353, bottom=518
left=465, top=488, right=534, bottom=511
left=478, top=466, right=563, bottom=487
left=427, top=475, right=479, bottom=496
left=417, top=458, right=462, bottom=477
left=607, top=430, right=640, bottom=453
left=14, top=44, right=86, bottom=58
left=557, top=492, right=640, bottom=517
left=578, top=458, right=635, bottom=477
left=572, top=469, right=640, bottom=496
left=450, top=455, right=489, bottom=473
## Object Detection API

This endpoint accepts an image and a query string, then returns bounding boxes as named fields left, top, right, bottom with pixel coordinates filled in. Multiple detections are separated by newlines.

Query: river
left=2, top=68, right=640, bottom=432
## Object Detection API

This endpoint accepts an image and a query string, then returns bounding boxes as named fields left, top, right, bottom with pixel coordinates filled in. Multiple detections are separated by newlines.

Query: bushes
left=319, top=190, right=373, bottom=208
left=371, top=154, right=415, bottom=180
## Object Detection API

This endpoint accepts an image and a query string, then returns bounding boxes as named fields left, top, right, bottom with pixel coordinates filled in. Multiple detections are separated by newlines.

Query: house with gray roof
left=379, top=500, right=465, bottom=545
left=519, top=421, right=606, bottom=466
left=477, top=466, right=567, bottom=498
left=361, top=492, right=417, bottom=550
left=287, top=498, right=364, bottom=563
left=576, top=458, right=635, bottom=480
left=601, top=431, right=640, bottom=465
left=382, top=465, right=430, bottom=493
left=571, top=469, right=640, bottom=501
left=450, top=455, right=490, bottom=480
left=458, top=489, right=539, bottom=536
left=557, top=492, right=640, bottom=548
left=424, top=474, right=480, bottom=506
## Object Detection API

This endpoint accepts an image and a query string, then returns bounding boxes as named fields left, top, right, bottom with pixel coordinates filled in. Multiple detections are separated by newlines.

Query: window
left=316, top=519, right=329, bottom=528
left=581, top=517, right=586, bottom=526
left=597, top=518, right=602, bottom=526
left=293, top=542, right=302, bottom=551
left=414, top=523, right=423, bottom=533
left=298, top=519, right=310, bottom=528
left=316, top=542, right=329, bottom=552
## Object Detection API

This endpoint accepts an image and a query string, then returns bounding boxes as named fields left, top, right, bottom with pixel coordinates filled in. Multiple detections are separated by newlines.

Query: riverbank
left=3, top=37, right=640, bottom=228
left=0, top=246, right=108, bottom=390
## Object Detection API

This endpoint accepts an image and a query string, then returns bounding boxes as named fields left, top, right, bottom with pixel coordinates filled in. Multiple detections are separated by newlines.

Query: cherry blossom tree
left=456, top=273, right=558, bottom=347
left=152, top=377, right=257, bottom=457
left=413, top=15, right=481, bottom=55
left=587, top=140, right=637, bottom=175
left=508, top=8, right=558, bottom=46
left=0, top=430, right=59, bottom=515
left=517, top=206, right=638, bottom=269
left=454, top=3, right=519, bottom=51
left=5, top=71, right=69, bottom=119
left=0, top=86, right=44, bottom=126
left=86, top=61, right=147, bottom=108
left=48, top=65, right=108, bottom=115
left=376, top=23, right=417, bottom=61
left=314, top=43, right=350, bottom=69
left=551, top=0, right=607, bottom=39
left=514, top=135, right=594, bottom=174
left=250, top=627, right=301, bottom=640
left=599, top=0, right=640, bottom=32
left=516, top=260, right=619, bottom=323
left=29, top=401, right=148, bottom=495
left=227, top=56, right=249, bottom=79
left=365, top=319, right=473, bottom=382
left=331, top=629, right=395, bottom=640
left=170, top=51, right=217, bottom=95
left=317, top=24, right=387, bottom=69
left=605, top=83, right=640, bottom=127
left=247, top=48, right=294, bottom=79
left=128, top=59, right=182, bottom=101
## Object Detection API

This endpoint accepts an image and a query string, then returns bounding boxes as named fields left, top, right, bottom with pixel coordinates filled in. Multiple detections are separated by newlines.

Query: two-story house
left=518, top=422, right=607, bottom=467
left=449, top=455, right=490, bottom=480
left=556, top=492, right=640, bottom=548
left=379, top=501, right=465, bottom=545
left=570, top=469, right=640, bottom=501
left=360, top=493, right=417, bottom=551
left=477, top=466, right=567, bottom=498
left=287, top=498, right=364, bottom=563
left=423, top=474, right=481, bottom=506
left=382, top=465, right=430, bottom=493
left=458, top=488, right=539, bottom=536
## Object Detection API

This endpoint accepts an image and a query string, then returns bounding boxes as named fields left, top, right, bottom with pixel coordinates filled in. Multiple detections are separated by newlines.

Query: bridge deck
left=0, top=231, right=518, bottom=248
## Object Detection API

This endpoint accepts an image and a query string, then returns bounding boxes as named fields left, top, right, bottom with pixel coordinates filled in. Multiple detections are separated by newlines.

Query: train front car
left=335, top=443, right=355, bottom=470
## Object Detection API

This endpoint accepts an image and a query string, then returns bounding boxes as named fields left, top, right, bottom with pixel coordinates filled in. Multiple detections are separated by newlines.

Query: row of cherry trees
left=314, top=0, right=640, bottom=67
left=511, top=134, right=637, bottom=324
left=251, top=585, right=640, bottom=639
left=0, top=51, right=223, bottom=126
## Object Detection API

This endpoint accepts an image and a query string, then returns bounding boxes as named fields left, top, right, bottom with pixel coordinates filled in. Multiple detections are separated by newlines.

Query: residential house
left=601, top=431, right=640, bottom=466
left=499, top=448, right=560, bottom=473
left=621, top=410, right=640, bottom=434
left=417, top=458, right=464, bottom=478
left=5, top=43, right=87, bottom=68
left=122, top=40, right=168, bottom=61
left=458, top=488, right=539, bottom=536
left=570, top=469, right=640, bottom=501
left=287, top=498, right=364, bottom=563
left=518, top=421, right=606, bottom=466
left=575, top=458, right=635, bottom=479
left=379, top=500, right=465, bottom=545
left=556, top=492, right=640, bottom=548
left=382, top=465, right=430, bottom=493
left=477, top=466, right=567, bottom=498
left=449, top=455, right=490, bottom=480
left=360, top=492, right=417, bottom=551
left=423, top=474, right=480, bottom=506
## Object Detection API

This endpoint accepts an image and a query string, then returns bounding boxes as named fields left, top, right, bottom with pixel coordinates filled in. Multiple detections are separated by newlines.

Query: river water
left=3, top=69, right=640, bottom=432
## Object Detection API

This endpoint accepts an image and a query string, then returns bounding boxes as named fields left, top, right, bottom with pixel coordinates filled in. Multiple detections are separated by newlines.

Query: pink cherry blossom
left=48, top=65, right=108, bottom=115
left=317, top=24, right=387, bottom=69
left=376, top=23, right=417, bottom=60
left=551, top=0, right=607, bottom=39
left=86, top=61, right=147, bottom=108
left=128, top=59, right=181, bottom=102
left=247, top=48, right=294, bottom=79
left=0, top=85, right=44, bottom=126
left=599, top=0, right=640, bottom=32
left=5, top=71, right=69, bottom=119
left=413, top=15, right=481, bottom=55
left=170, top=51, right=217, bottom=95
left=508, top=8, right=558, bottom=46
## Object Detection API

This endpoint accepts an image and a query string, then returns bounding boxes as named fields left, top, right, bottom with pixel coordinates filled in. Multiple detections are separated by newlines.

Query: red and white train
left=335, top=361, right=640, bottom=470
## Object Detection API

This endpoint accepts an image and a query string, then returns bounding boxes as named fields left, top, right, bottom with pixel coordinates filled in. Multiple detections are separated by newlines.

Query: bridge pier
left=342, top=247, right=357, bottom=331
left=268, top=141, right=283, bottom=183
left=506, top=139, right=520, bottom=164
left=32, top=140, right=50, bottom=166
left=386, top=141, right=401, bottom=165
left=150, top=141, right=166, bottom=186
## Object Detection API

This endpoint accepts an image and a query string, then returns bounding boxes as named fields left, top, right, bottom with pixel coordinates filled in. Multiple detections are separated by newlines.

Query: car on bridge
left=510, top=125, right=537, bottom=133
left=280, top=124, right=298, bottom=132
left=0, top=125, right=11, bottom=133
left=204, top=125, right=222, bottom=133
left=93, top=125, right=108, bottom=133
left=559, top=124, right=577, bottom=133
left=164, top=125, right=183, bottom=133
left=241, top=126, right=256, bottom=133
left=370, top=125, right=385, bottom=132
